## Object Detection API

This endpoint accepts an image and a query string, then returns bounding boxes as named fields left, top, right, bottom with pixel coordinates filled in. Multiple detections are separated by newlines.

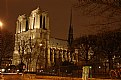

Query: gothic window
left=50, top=48, right=53, bottom=61
left=20, top=22, right=21, bottom=33
left=67, top=50, right=70, bottom=61
left=43, top=16, right=46, bottom=29
left=40, top=15, right=42, bottom=28
left=54, top=49, right=57, bottom=63
left=26, top=20, right=29, bottom=31
left=63, top=50, right=65, bottom=60
left=59, top=50, right=62, bottom=61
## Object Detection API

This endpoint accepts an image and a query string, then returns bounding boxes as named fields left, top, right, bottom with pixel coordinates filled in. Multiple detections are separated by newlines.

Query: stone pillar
left=68, top=52, right=71, bottom=61
left=64, top=50, right=68, bottom=61
left=47, top=46, right=51, bottom=67
left=46, top=14, right=49, bottom=30
left=46, top=33, right=50, bottom=67
left=61, top=50, right=64, bottom=62
left=16, top=21, right=19, bottom=34
left=22, top=19, right=27, bottom=32
left=35, top=14, right=40, bottom=29
left=29, top=16, right=35, bottom=30
left=18, top=21, right=21, bottom=33
left=75, top=49, right=79, bottom=63
left=52, top=49, right=54, bottom=63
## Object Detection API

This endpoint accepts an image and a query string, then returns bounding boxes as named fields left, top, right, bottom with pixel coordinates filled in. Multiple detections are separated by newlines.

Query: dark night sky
left=0, top=0, right=121, bottom=39
left=0, top=0, right=73, bottom=39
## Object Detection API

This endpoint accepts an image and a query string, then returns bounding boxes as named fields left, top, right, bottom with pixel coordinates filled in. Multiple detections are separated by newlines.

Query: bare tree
left=0, top=30, right=14, bottom=68
left=74, top=35, right=96, bottom=66
left=16, top=36, right=40, bottom=71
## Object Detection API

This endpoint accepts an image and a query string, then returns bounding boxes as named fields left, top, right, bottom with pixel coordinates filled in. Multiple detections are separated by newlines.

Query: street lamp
left=0, top=21, right=3, bottom=33
left=39, top=43, right=42, bottom=47
left=0, top=21, right=2, bottom=68
left=36, top=43, right=43, bottom=72
left=0, top=21, right=2, bottom=45
left=0, top=21, right=3, bottom=27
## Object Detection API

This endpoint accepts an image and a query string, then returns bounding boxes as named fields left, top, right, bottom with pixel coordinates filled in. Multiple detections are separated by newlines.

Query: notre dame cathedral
left=12, top=7, right=78, bottom=72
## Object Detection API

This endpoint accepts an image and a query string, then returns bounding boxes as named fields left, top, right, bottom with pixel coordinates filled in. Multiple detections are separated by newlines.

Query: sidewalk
left=35, top=75, right=121, bottom=80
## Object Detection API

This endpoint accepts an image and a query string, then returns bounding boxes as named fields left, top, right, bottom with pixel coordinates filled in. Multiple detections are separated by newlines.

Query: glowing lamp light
left=17, top=70, right=19, bottom=72
left=39, top=44, right=42, bottom=46
left=89, top=66, right=92, bottom=69
left=1, top=69, right=5, bottom=72
left=0, top=21, right=2, bottom=27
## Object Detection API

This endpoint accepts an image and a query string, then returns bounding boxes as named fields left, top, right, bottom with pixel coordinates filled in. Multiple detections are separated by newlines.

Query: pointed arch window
left=43, top=16, right=46, bottom=29
left=20, top=22, right=21, bottom=33
left=40, top=15, right=42, bottom=28
left=54, top=49, right=57, bottom=63
left=50, top=48, right=53, bottom=62
left=26, top=20, right=29, bottom=31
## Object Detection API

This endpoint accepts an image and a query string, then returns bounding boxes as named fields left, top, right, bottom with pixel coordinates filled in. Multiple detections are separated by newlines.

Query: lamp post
left=39, top=43, right=43, bottom=69
left=0, top=21, right=2, bottom=67
left=0, top=21, right=3, bottom=54
left=0, top=21, right=2, bottom=37
left=36, top=43, right=43, bottom=72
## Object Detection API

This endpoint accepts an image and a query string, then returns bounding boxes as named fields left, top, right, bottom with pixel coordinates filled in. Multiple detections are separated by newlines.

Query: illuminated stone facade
left=12, top=8, right=78, bottom=72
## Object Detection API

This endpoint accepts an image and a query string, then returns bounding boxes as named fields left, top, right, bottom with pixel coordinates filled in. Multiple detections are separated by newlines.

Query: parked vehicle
left=109, top=68, right=121, bottom=79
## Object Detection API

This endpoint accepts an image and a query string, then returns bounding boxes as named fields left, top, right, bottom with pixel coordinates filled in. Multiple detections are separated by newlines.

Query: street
left=0, top=74, right=120, bottom=80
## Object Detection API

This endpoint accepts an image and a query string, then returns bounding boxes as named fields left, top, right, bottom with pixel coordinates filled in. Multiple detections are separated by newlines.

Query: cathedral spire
left=68, top=7, right=73, bottom=47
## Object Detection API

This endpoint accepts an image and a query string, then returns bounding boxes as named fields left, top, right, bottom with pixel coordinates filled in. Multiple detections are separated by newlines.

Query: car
left=109, top=68, right=121, bottom=79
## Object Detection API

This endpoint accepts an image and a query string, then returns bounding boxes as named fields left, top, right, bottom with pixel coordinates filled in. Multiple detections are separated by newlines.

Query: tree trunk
left=108, top=54, right=113, bottom=70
